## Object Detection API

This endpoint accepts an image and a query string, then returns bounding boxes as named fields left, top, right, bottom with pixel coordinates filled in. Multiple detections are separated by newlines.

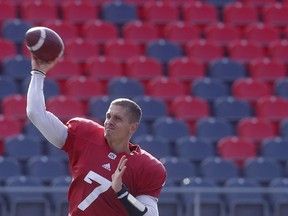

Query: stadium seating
left=269, top=178, right=288, bottom=216
left=0, top=156, right=22, bottom=183
left=88, top=96, right=113, bottom=122
left=262, top=3, right=288, bottom=28
left=2, top=55, right=31, bottom=81
left=275, top=79, right=288, bottom=98
left=261, top=137, right=288, bottom=162
left=0, top=38, right=17, bottom=61
left=2, top=94, right=27, bottom=122
left=0, top=77, right=18, bottom=100
left=267, top=39, right=288, bottom=63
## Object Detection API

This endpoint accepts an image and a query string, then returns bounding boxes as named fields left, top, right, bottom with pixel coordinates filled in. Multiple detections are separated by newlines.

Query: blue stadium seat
left=161, top=157, right=196, bottom=184
left=0, top=76, right=18, bottom=100
left=146, top=39, right=182, bottom=63
left=269, top=178, right=288, bottom=216
left=46, top=144, right=68, bottom=161
left=0, top=156, right=22, bottom=183
left=23, top=121, right=46, bottom=143
left=134, top=135, right=171, bottom=159
left=26, top=156, right=68, bottom=184
left=133, top=96, right=167, bottom=122
left=213, top=96, right=252, bottom=122
left=4, top=134, right=43, bottom=162
left=88, top=96, right=113, bottom=122
left=224, top=177, right=269, bottom=216
left=102, top=1, right=137, bottom=25
left=2, top=55, right=31, bottom=81
left=280, top=118, right=288, bottom=139
left=131, top=121, right=150, bottom=140
left=5, top=175, right=51, bottom=216
left=181, top=177, right=226, bottom=216
left=151, top=116, right=190, bottom=143
left=275, top=79, right=288, bottom=99
left=175, top=136, right=215, bottom=162
left=261, top=137, right=288, bottom=162
left=50, top=175, right=71, bottom=216
left=195, top=117, right=235, bottom=143
left=243, top=157, right=284, bottom=184
left=204, top=0, right=237, bottom=8
left=192, top=78, right=230, bottom=102
left=200, top=157, right=238, bottom=184
left=107, top=77, right=145, bottom=99
left=207, top=58, right=246, bottom=82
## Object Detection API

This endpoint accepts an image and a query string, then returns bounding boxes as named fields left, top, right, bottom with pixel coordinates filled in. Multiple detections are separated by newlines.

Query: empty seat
left=0, top=156, right=22, bottom=183
left=134, top=135, right=171, bottom=159
left=104, top=38, right=142, bottom=62
left=151, top=117, right=190, bottom=143
left=217, top=136, right=257, bottom=167
left=181, top=177, right=226, bottom=216
left=0, top=76, right=18, bottom=100
left=275, top=79, right=288, bottom=98
left=0, top=2, right=17, bottom=25
left=192, top=78, right=230, bottom=102
left=0, top=115, right=21, bottom=141
left=224, top=177, right=269, bottom=216
left=2, top=94, right=27, bottom=122
left=185, top=39, right=224, bottom=63
left=133, top=96, right=167, bottom=122
left=267, top=39, right=288, bottom=63
left=242, top=0, right=276, bottom=8
left=243, top=23, right=280, bottom=46
left=204, top=23, right=241, bottom=46
left=255, top=96, right=288, bottom=122
left=0, top=38, right=17, bottom=61
left=262, top=3, right=288, bottom=28
left=23, top=121, right=46, bottom=143
left=261, top=137, right=288, bottom=162
left=207, top=58, right=246, bottom=82
left=122, top=20, right=159, bottom=44
left=161, top=156, right=196, bottom=184
left=223, top=2, right=259, bottom=27
left=232, top=78, right=271, bottom=102
left=204, top=0, right=236, bottom=8
left=64, top=39, right=99, bottom=63
left=43, top=20, right=78, bottom=41
left=2, top=55, right=31, bottom=81
left=102, top=1, right=137, bottom=25
left=243, top=157, right=283, bottom=184
left=108, top=77, right=144, bottom=99
left=227, top=39, right=265, bottom=63
left=237, top=117, right=276, bottom=144
left=195, top=117, right=235, bottom=143
left=175, top=136, right=215, bottom=162
left=182, top=1, right=218, bottom=27
left=163, top=21, right=201, bottom=45
left=46, top=95, right=86, bottom=122
left=5, top=175, right=51, bottom=216
left=213, top=96, right=252, bottom=122
left=146, top=39, right=182, bottom=63
left=26, top=155, right=68, bottom=183
left=200, top=157, right=238, bottom=184
left=269, top=178, right=288, bottom=216
left=248, top=57, right=286, bottom=82
left=81, top=19, right=118, bottom=44
left=88, top=96, right=113, bottom=122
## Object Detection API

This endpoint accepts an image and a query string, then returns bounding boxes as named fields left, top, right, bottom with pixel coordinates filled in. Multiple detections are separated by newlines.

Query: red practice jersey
left=62, top=118, right=167, bottom=216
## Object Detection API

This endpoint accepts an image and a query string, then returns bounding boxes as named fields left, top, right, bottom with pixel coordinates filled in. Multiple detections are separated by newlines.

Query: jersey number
left=78, top=171, right=111, bottom=211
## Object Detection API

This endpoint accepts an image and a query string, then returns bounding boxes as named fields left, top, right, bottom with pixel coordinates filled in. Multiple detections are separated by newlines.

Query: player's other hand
left=112, top=155, right=128, bottom=193
left=31, top=55, right=59, bottom=74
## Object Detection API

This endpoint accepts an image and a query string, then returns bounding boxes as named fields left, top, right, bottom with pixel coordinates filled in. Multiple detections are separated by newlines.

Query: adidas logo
left=102, top=163, right=111, bottom=171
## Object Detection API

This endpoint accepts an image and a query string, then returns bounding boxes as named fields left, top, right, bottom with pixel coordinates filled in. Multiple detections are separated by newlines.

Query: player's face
left=104, top=105, right=136, bottom=143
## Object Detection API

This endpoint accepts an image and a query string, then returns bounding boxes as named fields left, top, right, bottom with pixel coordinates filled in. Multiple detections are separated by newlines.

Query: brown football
left=25, top=26, right=64, bottom=62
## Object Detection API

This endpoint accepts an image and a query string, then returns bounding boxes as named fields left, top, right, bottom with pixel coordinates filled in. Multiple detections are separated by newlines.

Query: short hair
left=110, top=98, right=142, bottom=123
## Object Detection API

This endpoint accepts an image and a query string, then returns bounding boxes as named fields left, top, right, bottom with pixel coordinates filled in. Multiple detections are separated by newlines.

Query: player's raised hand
left=111, top=155, right=128, bottom=193
left=31, top=55, right=59, bottom=74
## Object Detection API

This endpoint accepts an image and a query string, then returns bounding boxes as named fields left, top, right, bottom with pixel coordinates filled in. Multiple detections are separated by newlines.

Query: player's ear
left=130, top=122, right=138, bottom=134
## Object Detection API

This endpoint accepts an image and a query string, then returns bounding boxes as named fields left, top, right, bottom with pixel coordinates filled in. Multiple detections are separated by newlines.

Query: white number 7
left=78, top=171, right=112, bottom=211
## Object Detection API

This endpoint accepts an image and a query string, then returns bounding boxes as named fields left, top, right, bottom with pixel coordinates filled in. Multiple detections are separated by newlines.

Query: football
left=25, top=26, right=64, bottom=62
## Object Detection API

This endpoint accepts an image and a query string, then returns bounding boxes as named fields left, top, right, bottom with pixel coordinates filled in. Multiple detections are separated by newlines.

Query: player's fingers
left=117, top=155, right=127, bottom=172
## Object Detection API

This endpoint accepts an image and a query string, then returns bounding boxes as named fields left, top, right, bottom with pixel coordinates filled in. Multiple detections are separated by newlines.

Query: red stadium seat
left=0, top=2, right=17, bottom=27
left=81, top=19, right=118, bottom=44
left=21, top=1, right=58, bottom=25
left=243, top=23, right=280, bottom=46
left=232, top=78, right=271, bottom=102
left=46, top=96, right=86, bottom=122
left=0, top=115, right=21, bottom=140
left=2, top=94, right=27, bottom=123
left=267, top=39, right=288, bottom=63
left=204, top=23, right=241, bottom=46
left=0, top=39, right=17, bottom=61
left=242, top=0, right=276, bottom=8
left=223, top=2, right=259, bottom=27
left=64, top=39, right=99, bottom=63
left=182, top=1, right=218, bottom=28
left=262, top=3, right=288, bottom=29
left=185, top=39, right=224, bottom=63
left=237, top=117, right=276, bottom=144
left=227, top=39, right=265, bottom=63
left=43, top=20, right=79, bottom=41
left=123, top=20, right=159, bottom=45
left=103, top=39, right=142, bottom=62
left=255, top=96, right=288, bottom=122
left=163, top=21, right=201, bottom=45
left=248, top=57, right=286, bottom=82
left=217, top=136, right=257, bottom=167
left=125, top=56, right=163, bottom=89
